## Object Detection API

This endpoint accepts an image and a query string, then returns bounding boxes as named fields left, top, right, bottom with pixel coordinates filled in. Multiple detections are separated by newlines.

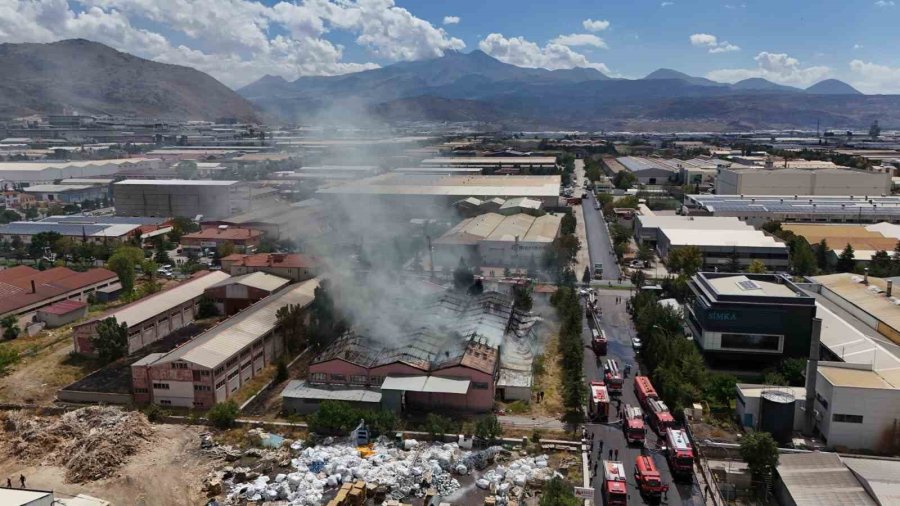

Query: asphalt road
left=582, top=192, right=622, bottom=281
left=583, top=290, right=703, bottom=506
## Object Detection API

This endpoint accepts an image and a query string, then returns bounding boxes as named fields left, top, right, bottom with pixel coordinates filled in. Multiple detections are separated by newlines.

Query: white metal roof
left=380, top=375, right=471, bottom=394
left=0, top=489, right=53, bottom=504
left=156, top=278, right=319, bottom=368
left=777, top=453, right=877, bottom=506
left=208, top=271, right=290, bottom=292
left=281, top=380, right=382, bottom=403
left=662, top=228, right=787, bottom=249
left=101, top=271, right=230, bottom=328
left=114, top=179, right=239, bottom=186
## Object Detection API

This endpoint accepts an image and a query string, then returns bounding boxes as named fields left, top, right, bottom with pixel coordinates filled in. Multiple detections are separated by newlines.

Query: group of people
left=4, top=474, right=26, bottom=489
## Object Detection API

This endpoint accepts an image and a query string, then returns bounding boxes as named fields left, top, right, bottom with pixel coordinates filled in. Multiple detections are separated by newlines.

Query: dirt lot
left=0, top=422, right=214, bottom=506
left=0, top=339, right=99, bottom=404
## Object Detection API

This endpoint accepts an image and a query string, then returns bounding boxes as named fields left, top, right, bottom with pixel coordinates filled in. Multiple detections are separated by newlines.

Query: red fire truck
left=621, top=404, right=646, bottom=445
left=647, top=398, right=675, bottom=434
left=602, top=461, right=628, bottom=506
left=591, top=328, right=608, bottom=356
left=604, top=359, right=623, bottom=393
left=633, top=375, right=659, bottom=411
left=633, top=455, right=667, bottom=498
left=665, top=428, right=695, bottom=478
left=588, top=381, right=610, bottom=421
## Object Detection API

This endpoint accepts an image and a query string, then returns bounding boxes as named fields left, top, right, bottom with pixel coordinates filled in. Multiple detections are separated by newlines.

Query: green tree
left=1, top=315, right=20, bottom=340
left=425, top=413, right=454, bottom=441
left=869, top=250, right=892, bottom=277
left=747, top=260, right=767, bottom=274
left=107, top=253, right=136, bottom=293
left=216, top=242, right=235, bottom=259
left=196, top=295, right=219, bottom=319
left=539, top=476, right=580, bottom=506
left=90, top=317, right=128, bottom=363
left=739, top=431, right=779, bottom=480
left=276, top=302, right=306, bottom=352
left=307, top=400, right=362, bottom=435
left=613, top=170, right=637, bottom=190
left=0, top=345, right=20, bottom=375
left=704, top=373, right=738, bottom=405
left=561, top=213, right=576, bottom=235
left=274, top=359, right=289, bottom=383
left=475, top=414, right=502, bottom=442
left=582, top=266, right=592, bottom=283
left=790, top=238, right=817, bottom=276
left=28, top=231, right=62, bottom=260
left=836, top=243, right=856, bottom=273
left=637, top=243, right=654, bottom=263
left=24, top=207, right=39, bottom=220
left=667, top=246, right=703, bottom=277
left=207, top=400, right=240, bottom=429
left=0, top=209, right=21, bottom=224
left=175, top=160, right=199, bottom=180
left=814, top=238, right=830, bottom=272
left=779, top=358, right=807, bottom=386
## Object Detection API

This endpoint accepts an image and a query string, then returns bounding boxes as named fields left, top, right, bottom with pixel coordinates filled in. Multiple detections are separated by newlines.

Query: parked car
left=632, top=337, right=643, bottom=350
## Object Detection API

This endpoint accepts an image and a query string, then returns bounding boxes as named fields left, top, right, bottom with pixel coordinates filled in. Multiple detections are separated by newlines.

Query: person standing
left=19, top=474, right=25, bottom=488
left=6, top=477, right=11, bottom=488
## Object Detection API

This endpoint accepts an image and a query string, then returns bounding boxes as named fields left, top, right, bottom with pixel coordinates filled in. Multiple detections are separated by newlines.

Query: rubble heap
left=476, top=454, right=558, bottom=504
left=2, top=406, right=155, bottom=482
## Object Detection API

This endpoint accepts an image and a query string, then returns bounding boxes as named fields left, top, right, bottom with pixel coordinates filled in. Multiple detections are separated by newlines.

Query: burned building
left=304, top=290, right=539, bottom=413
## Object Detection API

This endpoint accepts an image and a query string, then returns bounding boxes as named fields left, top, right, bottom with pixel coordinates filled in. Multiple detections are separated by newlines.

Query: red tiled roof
left=183, top=227, right=263, bottom=241
left=39, top=299, right=87, bottom=315
left=227, top=253, right=318, bottom=269
left=0, top=267, right=118, bottom=316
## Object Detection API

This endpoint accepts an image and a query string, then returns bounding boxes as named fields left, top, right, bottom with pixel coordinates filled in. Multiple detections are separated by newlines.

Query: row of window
left=153, top=383, right=170, bottom=390
left=309, top=372, right=490, bottom=390
left=832, top=413, right=863, bottom=424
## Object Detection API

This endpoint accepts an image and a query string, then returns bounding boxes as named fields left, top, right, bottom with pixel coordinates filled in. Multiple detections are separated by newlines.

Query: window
left=227, top=370, right=239, bottom=380
left=134, top=387, right=149, bottom=394
left=832, top=413, right=863, bottom=424
left=720, top=333, right=781, bottom=352
left=199, top=370, right=210, bottom=376
left=171, top=363, right=188, bottom=369
left=472, top=382, right=489, bottom=390
left=310, top=372, right=327, bottom=383
left=194, top=384, right=211, bottom=392
left=215, top=380, right=226, bottom=389
left=350, top=375, right=367, bottom=385
left=369, top=376, right=384, bottom=385
left=152, top=383, right=170, bottom=390
left=159, top=400, right=172, bottom=406
left=330, top=374, right=347, bottom=382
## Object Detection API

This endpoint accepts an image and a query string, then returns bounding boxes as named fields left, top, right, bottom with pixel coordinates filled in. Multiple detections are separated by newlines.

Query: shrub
left=208, top=400, right=240, bottom=429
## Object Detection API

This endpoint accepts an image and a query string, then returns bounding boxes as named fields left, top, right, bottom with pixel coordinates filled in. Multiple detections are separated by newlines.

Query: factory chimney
left=864, top=267, right=869, bottom=285
left=803, top=317, right=822, bottom=436
left=888, top=280, right=893, bottom=298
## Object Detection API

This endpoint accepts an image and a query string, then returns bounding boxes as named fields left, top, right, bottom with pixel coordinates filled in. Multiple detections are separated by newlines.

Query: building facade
left=220, top=253, right=318, bottom=281
left=687, top=273, right=817, bottom=365
left=113, top=179, right=249, bottom=220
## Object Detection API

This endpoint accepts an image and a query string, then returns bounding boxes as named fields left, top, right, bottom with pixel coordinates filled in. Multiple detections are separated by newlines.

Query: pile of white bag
left=224, top=439, right=467, bottom=505
left=475, top=454, right=558, bottom=503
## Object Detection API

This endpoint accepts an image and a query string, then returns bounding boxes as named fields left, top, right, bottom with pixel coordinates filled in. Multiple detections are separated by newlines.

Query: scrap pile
left=223, top=438, right=508, bottom=505
left=476, top=454, right=559, bottom=504
left=2, top=406, right=154, bottom=482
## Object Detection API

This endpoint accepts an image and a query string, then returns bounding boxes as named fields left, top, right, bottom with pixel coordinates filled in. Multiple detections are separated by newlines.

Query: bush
left=143, top=403, right=167, bottom=422
left=425, top=413, right=455, bottom=441
left=208, top=400, right=240, bottom=429
left=475, top=414, right=502, bottom=442
left=274, top=359, right=289, bottom=383
left=0, top=345, right=19, bottom=375
left=308, top=400, right=398, bottom=437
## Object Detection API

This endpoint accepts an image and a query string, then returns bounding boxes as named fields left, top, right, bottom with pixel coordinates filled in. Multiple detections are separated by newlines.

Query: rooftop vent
left=737, top=279, right=762, bottom=291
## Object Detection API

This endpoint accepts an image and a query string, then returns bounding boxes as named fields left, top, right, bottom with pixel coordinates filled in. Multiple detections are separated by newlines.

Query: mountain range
left=239, top=50, right=900, bottom=131
left=0, top=39, right=257, bottom=121
left=0, top=40, right=895, bottom=131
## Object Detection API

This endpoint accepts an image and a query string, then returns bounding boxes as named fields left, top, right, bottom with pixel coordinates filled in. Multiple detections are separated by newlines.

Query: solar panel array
left=689, top=195, right=900, bottom=217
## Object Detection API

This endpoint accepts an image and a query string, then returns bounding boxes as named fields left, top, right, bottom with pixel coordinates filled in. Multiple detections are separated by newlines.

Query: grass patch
left=230, top=363, right=277, bottom=407
left=531, top=334, right=564, bottom=417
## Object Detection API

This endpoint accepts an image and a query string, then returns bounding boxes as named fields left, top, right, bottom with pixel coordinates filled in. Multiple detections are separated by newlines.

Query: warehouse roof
left=0, top=266, right=117, bottom=316
left=282, top=380, right=382, bottom=403
left=811, top=273, right=900, bottom=337
left=37, top=299, right=87, bottom=315
left=23, top=184, right=95, bottom=193
left=113, top=179, right=239, bottom=186
left=686, top=194, right=900, bottom=218
left=421, top=157, right=557, bottom=165
left=487, top=213, right=533, bottom=241
left=818, top=363, right=898, bottom=389
left=524, top=214, right=563, bottom=242
left=661, top=228, right=787, bottom=248
left=182, top=227, right=263, bottom=241
left=815, top=302, right=900, bottom=373
left=157, top=278, right=319, bottom=368
left=776, top=452, right=877, bottom=505
left=86, top=271, right=230, bottom=329
left=207, top=272, right=290, bottom=292
left=222, top=252, right=319, bottom=269
left=0, top=158, right=157, bottom=171
left=59, top=178, right=115, bottom=185
left=317, top=174, right=561, bottom=198
left=435, top=213, right=507, bottom=245
left=708, top=275, right=797, bottom=297
left=637, top=215, right=748, bottom=230
left=380, top=375, right=471, bottom=394
left=436, top=212, right=561, bottom=245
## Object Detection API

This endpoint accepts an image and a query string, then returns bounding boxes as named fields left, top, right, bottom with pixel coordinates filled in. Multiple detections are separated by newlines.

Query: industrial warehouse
left=433, top=212, right=562, bottom=268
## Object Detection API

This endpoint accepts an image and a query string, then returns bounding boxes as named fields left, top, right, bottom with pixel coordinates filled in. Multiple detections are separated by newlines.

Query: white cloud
left=582, top=19, right=610, bottom=32
left=707, top=51, right=831, bottom=87
left=442, top=15, right=459, bottom=25
left=661, top=1, right=674, bottom=5
left=689, top=33, right=740, bottom=53
left=550, top=33, right=607, bottom=48
left=479, top=33, right=610, bottom=73
left=853, top=43, right=863, bottom=50
left=848, top=60, right=900, bottom=94
left=0, top=0, right=465, bottom=88
left=875, top=0, right=895, bottom=7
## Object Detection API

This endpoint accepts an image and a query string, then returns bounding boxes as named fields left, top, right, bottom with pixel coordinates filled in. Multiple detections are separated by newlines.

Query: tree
left=539, top=476, right=580, bottom=506
left=1, top=315, right=20, bottom=340
left=475, top=414, right=502, bottom=442
left=739, top=431, right=779, bottom=480
left=90, top=317, right=128, bottom=364
left=667, top=246, right=703, bottom=277
left=274, top=359, right=289, bottom=383
left=582, top=266, right=592, bottom=283
left=175, top=160, right=199, bottom=180
left=107, top=253, right=136, bottom=293
left=467, top=278, right=484, bottom=295
left=216, top=241, right=235, bottom=259
left=512, top=284, right=533, bottom=311
left=836, top=243, right=856, bottom=273
left=869, top=250, right=892, bottom=277
left=0, top=209, right=21, bottom=224
left=24, top=207, right=38, bottom=220
left=0, top=345, right=19, bottom=375
left=207, top=400, right=240, bottom=429
left=154, top=245, right=172, bottom=266
left=790, top=238, right=817, bottom=276
left=425, top=413, right=454, bottom=441
left=636, top=243, right=654, bottom=263
left=28, top=231, right=62, bottom=260
left=560, top=213, right=576, bottom=235
left=630, top=269, right=646, bottom=288
left=703, top=373, right=738, bottom=406
left=747, top=260, right=767, bottom=274
left=814, top=238, right=830, bottom=272
left=197, top=295, right=219, bottom=319
left=779, top=358, right=807, bottom=386
left=613, top=170, right=637, bottom=190
left=276, top=302, right=306, bottom=352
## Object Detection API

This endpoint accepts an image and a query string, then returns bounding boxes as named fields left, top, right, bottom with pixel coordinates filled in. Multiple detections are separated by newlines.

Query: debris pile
left=2, top=406, right=154, bottom=482
left=476, top=454, right=558, bottom=504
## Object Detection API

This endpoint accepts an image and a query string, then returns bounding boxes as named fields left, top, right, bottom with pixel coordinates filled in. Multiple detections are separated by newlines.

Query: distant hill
left=643, top=68, right=723, bottom=87
left=806, top=79, right=862, bottom=95
left=0, top=39, right=258, bottom=121
left=730, top=78, right=802, bottom=93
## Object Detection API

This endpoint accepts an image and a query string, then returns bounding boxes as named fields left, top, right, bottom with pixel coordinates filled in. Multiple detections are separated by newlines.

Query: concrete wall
left=113, top=183, right=248, bottom=220
left=36, top=306, right=87, bottom=328
left=716, top=169, right=891, bottom=196
left=816, top=370, right=900, bottom=452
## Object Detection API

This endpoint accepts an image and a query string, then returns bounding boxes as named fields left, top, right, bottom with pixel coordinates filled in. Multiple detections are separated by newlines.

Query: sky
left=1, top=0, right=899, bottom=93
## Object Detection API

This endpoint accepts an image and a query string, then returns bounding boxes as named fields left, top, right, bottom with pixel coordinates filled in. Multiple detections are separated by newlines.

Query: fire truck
left=621, top=404, right=646, bottom=445
left=665, top=428, right=695, bottom=479
left=588, top=381, right=610, bottom=421
left=633, top=455, right=667, bottom=498
left=604, top=359, right=623, bottom=393
left=647, top=398, right=675, bottom=434
left=602, top=461, right=628, bottom=506
left=591, top=328, right=608, bottom=356
left=633, top=375, right=659, bottom=411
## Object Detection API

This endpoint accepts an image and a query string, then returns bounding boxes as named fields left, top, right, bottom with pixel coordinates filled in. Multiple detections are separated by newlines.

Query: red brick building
left=203, top=272, right=290, bottom=315
left=220, top=253, right=318, bottom=281
left=181, top=225, right=263, bottom=254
